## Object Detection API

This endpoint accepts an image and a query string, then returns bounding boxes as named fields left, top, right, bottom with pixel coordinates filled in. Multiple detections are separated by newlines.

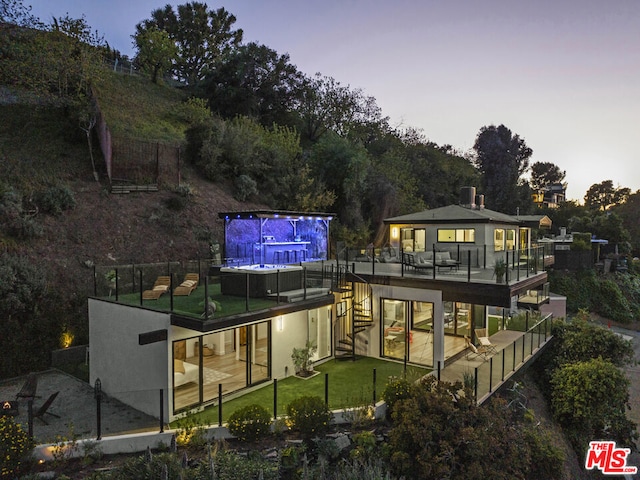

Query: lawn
left=116, top=283, right=278, bottom=318
left=172, top=357, right=430, bottom=427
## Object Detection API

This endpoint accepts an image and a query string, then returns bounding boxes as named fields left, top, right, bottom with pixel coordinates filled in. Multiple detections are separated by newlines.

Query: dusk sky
left=28, top=0, right=640, bottom=202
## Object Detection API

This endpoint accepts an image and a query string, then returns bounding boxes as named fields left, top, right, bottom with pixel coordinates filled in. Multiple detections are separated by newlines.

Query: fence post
left=139, top=269, right=143, bottom=306
left=325, top=373, right=329, bottom=406
left=218, top=384, right=223, bottom=427
left=273, top=378, right=278, bottom=420
left=159, top=388, right=163, bottom=434
left=372, top=368, right=377, bottom=405
left=94, top=379, right=102, bottom=440
left=28, top=400, right=33, bottom=439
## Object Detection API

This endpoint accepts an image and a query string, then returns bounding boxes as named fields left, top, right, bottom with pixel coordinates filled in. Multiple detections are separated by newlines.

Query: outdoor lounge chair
left=15, top=373, right=38, bottom=401
left=33, top=391, right=60, bottom=424
left=474, top=328, right=497, bottom=354
left=142, top=276, right=171, bottom=300
left=173, top=273, right=199, bottom=296
left=464, top=335, right=489, bottom=361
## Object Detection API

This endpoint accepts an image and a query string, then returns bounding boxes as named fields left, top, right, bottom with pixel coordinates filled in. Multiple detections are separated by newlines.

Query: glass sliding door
left=409, top=301, right=433, bottom=367
left=382, top=299, right=406, bottom=359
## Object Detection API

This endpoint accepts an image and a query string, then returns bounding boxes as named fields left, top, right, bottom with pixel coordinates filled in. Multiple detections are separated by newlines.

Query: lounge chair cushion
left=180, top=280, right=197, bottom=288
left=153, top=285, right=169, bottom=291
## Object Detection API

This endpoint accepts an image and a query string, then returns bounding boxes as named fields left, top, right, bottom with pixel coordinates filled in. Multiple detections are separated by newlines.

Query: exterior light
left=277, top=316, right=284, bottom=332
left=391, top=227, right=399, bottom=239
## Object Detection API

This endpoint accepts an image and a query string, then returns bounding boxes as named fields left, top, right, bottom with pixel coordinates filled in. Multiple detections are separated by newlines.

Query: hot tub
left=219, top=264, right=304, bottom=298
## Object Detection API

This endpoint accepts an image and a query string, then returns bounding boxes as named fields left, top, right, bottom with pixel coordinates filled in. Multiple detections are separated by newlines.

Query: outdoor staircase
left=334, top=275, right=373, bottom=360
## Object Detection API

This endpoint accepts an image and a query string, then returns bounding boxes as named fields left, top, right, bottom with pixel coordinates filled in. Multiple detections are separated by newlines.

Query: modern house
left=88, top=198, right=560, bottom=423
left=532, top=183, right=566, bottom=209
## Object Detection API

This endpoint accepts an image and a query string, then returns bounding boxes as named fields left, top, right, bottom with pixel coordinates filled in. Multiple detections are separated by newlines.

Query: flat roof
left=219, top=210, right=335, bottom=220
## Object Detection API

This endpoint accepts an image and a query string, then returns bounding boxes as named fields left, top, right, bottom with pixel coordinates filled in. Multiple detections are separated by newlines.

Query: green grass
left=116, top=283, right=279, bottom=318
left=172, top=357, right=430, bottom=426
left=92, top=72, right=188, bottom=143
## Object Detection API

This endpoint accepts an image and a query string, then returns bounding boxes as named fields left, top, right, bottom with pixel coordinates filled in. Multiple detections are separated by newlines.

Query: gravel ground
left=0, top=369, right=159, bottom=445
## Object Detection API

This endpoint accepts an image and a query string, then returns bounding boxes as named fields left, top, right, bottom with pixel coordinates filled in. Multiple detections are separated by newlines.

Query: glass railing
left=93, top=261, right=332, bottom=320
left=335, top=244, right=548, bottom=285
left=473, top=314, right=552, bottom=402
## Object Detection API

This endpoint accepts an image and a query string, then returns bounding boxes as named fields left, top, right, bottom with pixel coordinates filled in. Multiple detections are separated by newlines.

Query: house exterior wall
left=540, top=294, right=567, bottom=319
left=271, top=310, right=310, bottom=378
left=89, top=299, right=171, bottom=422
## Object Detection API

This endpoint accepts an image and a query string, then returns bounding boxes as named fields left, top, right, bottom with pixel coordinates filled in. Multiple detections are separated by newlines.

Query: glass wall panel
left=173, top=338, right=201, bottom=412
left=250, top=322, right=269, bottom=384
left=409, top=301, right=433, bottom=366
left=506, top=229, right=516, bottom=251
left=382, top=299, right=406, bottom=360
left=414, top=229, right=426, bottom=252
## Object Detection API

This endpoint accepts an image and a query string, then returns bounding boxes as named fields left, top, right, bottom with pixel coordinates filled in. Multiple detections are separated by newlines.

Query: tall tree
left=613, top=189, right=640, bottom=255
left=136, top=2, right=243, bottom=85
left=296, top=74, right=388, bottom=145
left=530, top=161, right=566, bottom=191
left=473, top=124, right=533, bottom=214
left=584, top=180, right=630, bottom=211
left=203, top=42, right=304, bottom=126
left=132, top=26, right=177, bottom=84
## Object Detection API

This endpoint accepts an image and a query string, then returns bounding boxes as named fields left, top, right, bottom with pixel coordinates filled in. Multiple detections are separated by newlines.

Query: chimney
left=475, top=194, right=485, bottom=210
left=460, top=187, right=476, bottom=209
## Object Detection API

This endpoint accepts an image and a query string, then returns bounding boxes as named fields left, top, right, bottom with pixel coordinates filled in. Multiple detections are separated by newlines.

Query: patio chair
left=16, top=373, right=38, bottom=401
left=464, top=336, right=489, bottom=361
left=142, top=276, right=171, bottom=300
left=33, top=391, right=60, bottom=424
left=474, top=328, right=497, bottom=354
left=173, top=273, right=199, bottom=296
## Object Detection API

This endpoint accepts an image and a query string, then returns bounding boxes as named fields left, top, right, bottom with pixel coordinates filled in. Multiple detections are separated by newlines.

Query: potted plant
left=291, top=341, right=317, bottom=377
left=493, top=258, right=506, bottom=283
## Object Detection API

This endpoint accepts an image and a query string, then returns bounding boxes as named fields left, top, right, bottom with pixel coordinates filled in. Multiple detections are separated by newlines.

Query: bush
left=227, top=404, right=272, bottom=442
left=0, top=416, right=35, bottom=478
left=33, top=184, right=76, bottom=216
left=286, top=395, right=332, bottom=440
left=233, top=174, right=258, bottom=202
left=381, top=377, right=415, bottom=417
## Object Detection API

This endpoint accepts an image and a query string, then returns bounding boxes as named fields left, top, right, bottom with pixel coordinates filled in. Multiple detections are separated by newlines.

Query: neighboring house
left=89, top=201, right=559, bottom=423
left=532, top=183, right=566, bottom=209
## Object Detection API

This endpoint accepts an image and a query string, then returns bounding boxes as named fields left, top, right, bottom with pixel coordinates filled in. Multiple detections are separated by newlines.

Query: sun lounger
left=142, top=276, right=171, bottom=300
left=173, top=273, right=199, bottom=296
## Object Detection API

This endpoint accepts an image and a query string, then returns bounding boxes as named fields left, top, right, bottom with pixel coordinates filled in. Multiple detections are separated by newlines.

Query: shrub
left=233, top=174, right=257, bottom=201
left=286, top=395, right=332, bottom=440
left=33, top=184, right=76, bottom=216
left=0, top=416, right=35, bottom=478
left=381, top=377, right=415, bottom=417
left=227, top=404, right=272, bottom=442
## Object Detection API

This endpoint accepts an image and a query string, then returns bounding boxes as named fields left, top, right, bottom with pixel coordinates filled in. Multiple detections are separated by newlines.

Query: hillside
left=0, top=74, right=265, bottom=328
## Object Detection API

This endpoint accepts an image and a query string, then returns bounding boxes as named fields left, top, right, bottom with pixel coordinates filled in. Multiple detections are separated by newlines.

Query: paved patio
left=0, top=370, right=159, bottom=444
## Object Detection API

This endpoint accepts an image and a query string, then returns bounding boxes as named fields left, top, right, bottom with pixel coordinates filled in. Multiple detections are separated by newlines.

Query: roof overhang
left=218, top=210, right=335, bottom=221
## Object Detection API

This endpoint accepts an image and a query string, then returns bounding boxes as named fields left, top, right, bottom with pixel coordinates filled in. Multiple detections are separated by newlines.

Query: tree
left=529, top=161, right=566, bottom=191
left=584, top=180, right=630, bottom=211
left=132, top=26, right=177, bottom=84
left=613, top=189, right=640, bottom=255
left=136, top=2, right=243, bottom=85
left=473, top=124, right=533, bottom=214
left=0, top=0, right=41, bottom=27
left=203, top=42, right=304, bottom=127
left=296, top=73, right=388, bottom=145
left=551, top=357, right=637, bottom=453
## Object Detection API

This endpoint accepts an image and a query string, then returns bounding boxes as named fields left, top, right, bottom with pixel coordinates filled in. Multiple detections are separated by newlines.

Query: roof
left=515, top=215, right=552, bottom=229
left=384, top=204, right=521, bottom=225
left=218, top=210, right=335, bottom=220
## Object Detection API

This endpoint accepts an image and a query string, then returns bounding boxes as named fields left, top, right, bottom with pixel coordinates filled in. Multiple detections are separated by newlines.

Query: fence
left=472, top=314, right=553, bottom=403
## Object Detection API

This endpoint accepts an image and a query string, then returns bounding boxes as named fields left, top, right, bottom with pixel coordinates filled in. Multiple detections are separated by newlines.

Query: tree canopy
left=584, top=179, right=631, bottom=211
left=135, top=2, right=243, bottom=85
left=529, top=161, right=566, bottom=191
left=473, top=124, right=533, bottom=214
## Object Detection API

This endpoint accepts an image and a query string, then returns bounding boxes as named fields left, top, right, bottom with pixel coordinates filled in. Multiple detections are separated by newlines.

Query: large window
left=494, top=229, right=505, bottom=251
left=506, top=229, right=516, bottom=251
left=308, top=307, right=332, bottom=362
left=382, top=299, right=406, bottom=360
left=172, top=320, right=271, bottom=414
left=438, top=228, right=475, bottom=243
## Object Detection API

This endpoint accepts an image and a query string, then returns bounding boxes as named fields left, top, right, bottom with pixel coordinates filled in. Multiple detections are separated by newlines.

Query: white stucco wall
left=271, top=310, right=309, bottom=379
left=89, top=299, right=172, bottom=421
